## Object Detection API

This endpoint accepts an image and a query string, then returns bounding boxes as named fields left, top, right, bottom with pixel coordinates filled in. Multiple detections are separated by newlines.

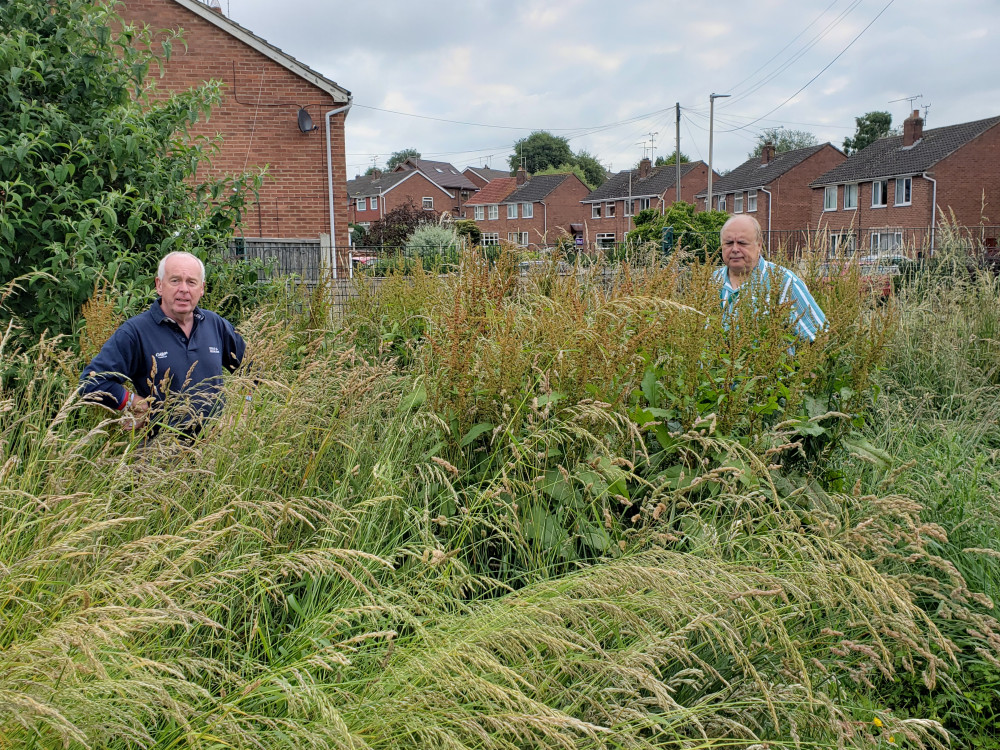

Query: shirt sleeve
left=781, top=273, right=827, bottom=342
left=79, top=323, right=142, bottom=409
left=222, top=318, right=246, bottom=373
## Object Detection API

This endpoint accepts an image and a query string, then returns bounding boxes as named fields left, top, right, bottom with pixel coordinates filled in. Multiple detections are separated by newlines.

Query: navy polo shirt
left=80, top=299, right=245, bottom=420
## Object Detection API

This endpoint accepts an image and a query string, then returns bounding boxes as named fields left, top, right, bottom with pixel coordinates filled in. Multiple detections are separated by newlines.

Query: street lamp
left=707, top=93, right=730, bottom=212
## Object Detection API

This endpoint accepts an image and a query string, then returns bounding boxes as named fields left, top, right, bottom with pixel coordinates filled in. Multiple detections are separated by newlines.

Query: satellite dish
left=297, top=108, right=317, bottom=133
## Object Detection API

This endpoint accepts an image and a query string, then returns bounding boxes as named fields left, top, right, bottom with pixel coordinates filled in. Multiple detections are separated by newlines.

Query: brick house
left=392, top=158, right=480, bottom=216
left=119, top=0, right=353, bottom=250
left=581, top=158, right=714, bottom=248
left=696, top=143, right=846, bottom=252
left=463, top=166, right=511, bottom=189
left=346, top=170, right=453, bottom=241
left=810, top=110, right=1000, bottom=256
left=467, top=169, right=590, bottom=249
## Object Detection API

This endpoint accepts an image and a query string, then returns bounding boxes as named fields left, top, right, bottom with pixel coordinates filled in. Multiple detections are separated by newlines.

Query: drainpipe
left=759, top=185, right=773, bottom=256
left=922, top=172, right=937, bottom=256
left=325, top=97, right=353, bottom=278
left=541, top=201, right=547, bottom=245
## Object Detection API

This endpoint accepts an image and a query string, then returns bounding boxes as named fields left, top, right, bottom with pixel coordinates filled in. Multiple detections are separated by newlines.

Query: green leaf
left=841, top=434, right=893, bottom=469
left=399, top=384, right=426, bottom=411
left=459, top=422, right=494, bottom=448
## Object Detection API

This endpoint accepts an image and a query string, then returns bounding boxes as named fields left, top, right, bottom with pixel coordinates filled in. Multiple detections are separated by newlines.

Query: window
left=824, top=186, right=837, bottom=212
left=606, top=202, right=616, bottom=217
left=717, top=195, right=726, bottom=212
left=507, top=232, right=528, bottom=246
left=592, top=204, right=602, bottom=219
left=422, top=197, right=433, bottom=210
left=872, top=180, right=888, bottom=207
left=370, top=196, right=378, bottom=211
left=829, top=232, right=856, bottom=256
left=596, top=233, right=616, bottom=249
left=356, top=198, right=366, bottom=211
left=734, top=193, right=744, bottom=213
left=522, top=202, right=533, bottom=219
left=474, top=205, right=484, bottom=221
left=481, top=232, right=500, bottom=246
left=488, top=204, right=498, bottom=220
left=628, top=197, right=650, bottom=215
left=895, top=176, right=912, bottom=206
left=870, top=229, right=903, bottom=252
left=507, top=203, right=518, bottom=219
left=844, top=184, right=858, bottom=210
left=748, top=189, right=758, bottom=212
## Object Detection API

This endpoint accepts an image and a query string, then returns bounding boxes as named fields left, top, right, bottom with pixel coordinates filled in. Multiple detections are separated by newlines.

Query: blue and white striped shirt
left=712, top=257, right=826, bottom=342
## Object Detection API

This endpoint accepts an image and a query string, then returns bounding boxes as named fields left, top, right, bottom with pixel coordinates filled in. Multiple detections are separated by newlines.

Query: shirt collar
left=721, top=255, right=769, bottom=292
left=150, top=298, right=204, bottom=326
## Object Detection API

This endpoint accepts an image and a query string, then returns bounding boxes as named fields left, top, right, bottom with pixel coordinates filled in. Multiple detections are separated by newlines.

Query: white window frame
left=370, top=196, right=379, bottom=211
left=606, top=201, right=616, bottom=217
left=628, top=197, right=650, bottom=215
left=823, top=186, right=837, bottom=212
left=422, top=196, right=433, bottom=210
left=481, top=232, right=500, bottom=246
left=474, top=205, right=484, bottom=221
left=717, top=195, right=726, bottom=212
left=748, top=189, right=757, bottom=212
left=596, top=232, right=616, bottom=249
left=522, top=202, right=533, bottom=219
left=895, top=176, right=912, bottom=206
left=844, top=184, right=858, bottom=210
left=592, top=204, right=602, bottom=219
left=507, top=232, right=529, bottom=246
left=872, top=180, right=888, bottom=208
left=870, top=229, right=903, bottom=252
left=488, top=204, right=498, bottom=220
left=734, top=193, right=744, bottom=213
left=507, top=203, right=518, bottom=219
left=829, top=232, right=856, bottom=256
left=356, top=198, right=366, bottom=211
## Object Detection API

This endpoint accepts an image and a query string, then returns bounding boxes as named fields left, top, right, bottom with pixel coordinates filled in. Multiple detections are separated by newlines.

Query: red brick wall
left=931, top=123, right=1000, bottom=227
left=768, top=145, right=845, bottom=233
left=472, top=175, right=591, bottom=248
left=812, top=178, right=934, bottom=239
left=348, top=173, right=452, bottom=225
left=120, top=1, right=350, bottom=245
left=583, top=164, right=715, bottom=242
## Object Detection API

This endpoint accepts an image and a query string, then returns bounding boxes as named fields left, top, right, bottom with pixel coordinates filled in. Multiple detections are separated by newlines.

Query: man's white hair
left=157, top=251, right=206, bottom=283
left=720, top=214, right=764, bottom=248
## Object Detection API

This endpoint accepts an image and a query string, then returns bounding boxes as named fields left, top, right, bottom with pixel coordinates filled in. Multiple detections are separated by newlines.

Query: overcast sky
left=219, top=0, right=997, bottom=179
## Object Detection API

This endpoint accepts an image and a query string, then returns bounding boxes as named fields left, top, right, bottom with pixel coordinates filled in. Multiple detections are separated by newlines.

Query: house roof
left=503, top=173, right=577, bottom=203
left=465, top=177, right=518, bottom=205
left=464, top=166, right=510, bottom=182
left=810, top=115, right=1000, bottom=186
left=170, top=0, right=350, bottom=102
left=346, top=170, right=452, bottom=199
left=697, top=145, right=832, bottom=197
left=395, top=159, right=479, bottom=191
left=583, top=162, right=702, bottom=203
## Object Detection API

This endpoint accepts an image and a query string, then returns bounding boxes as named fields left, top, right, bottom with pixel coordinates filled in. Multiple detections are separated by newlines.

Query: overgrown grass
left=2, top=234, right=998, bottom=747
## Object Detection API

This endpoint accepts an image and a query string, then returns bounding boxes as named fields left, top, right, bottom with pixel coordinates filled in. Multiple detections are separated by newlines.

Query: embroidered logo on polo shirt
left=209, top=346, right=220, bottom=354
left=155, top=351, right=168, bottom=359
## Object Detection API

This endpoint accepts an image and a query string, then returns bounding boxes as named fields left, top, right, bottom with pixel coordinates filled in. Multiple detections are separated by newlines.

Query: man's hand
left=121, top=395, right=150, bottom=431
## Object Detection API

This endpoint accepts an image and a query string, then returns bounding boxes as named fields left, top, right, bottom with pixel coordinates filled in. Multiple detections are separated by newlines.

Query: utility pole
left=707, top=92, right=730, bottom=212
left=647, top=131, right=659, bottom=164
left=675, top=103, right=682, bottom=204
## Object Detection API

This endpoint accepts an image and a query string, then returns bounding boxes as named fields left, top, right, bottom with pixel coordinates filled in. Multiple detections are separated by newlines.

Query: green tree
left=0, top=0, right=259, bottom=339
left=366, top=201, right=439, bottom=248
left=749, top=128, right=818, bottom=158
left=386, top=148, right=421, bottom=171
left=509, top=131, right=574, bottom=174
left=626, top=201, right=729, bottom=261
left=574, top=151, right=607, bottom=189
left=843, top=111, right=893, bottom=155
left=655, top=152, right=690, bottom=166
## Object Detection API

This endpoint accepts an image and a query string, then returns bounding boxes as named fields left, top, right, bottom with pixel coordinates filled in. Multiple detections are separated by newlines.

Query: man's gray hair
left=157, top=251, right=206, bottom=283
left=720, top=214, right=765, bottom=249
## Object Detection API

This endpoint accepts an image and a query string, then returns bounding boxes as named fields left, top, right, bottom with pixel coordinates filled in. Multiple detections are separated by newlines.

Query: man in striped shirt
left=713, top=215, right=826, bottom=342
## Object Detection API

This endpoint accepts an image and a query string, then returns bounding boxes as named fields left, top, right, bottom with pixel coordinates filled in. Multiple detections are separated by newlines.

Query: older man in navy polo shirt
left=80, top=251, right=246, bottom=431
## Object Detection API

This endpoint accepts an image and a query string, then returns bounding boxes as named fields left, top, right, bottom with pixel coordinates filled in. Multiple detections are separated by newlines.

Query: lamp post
left=707, top=92, right=730, bottom=212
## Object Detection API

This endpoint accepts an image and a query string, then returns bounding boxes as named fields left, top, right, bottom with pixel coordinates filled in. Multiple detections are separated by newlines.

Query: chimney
left=638, top=157, right=652, bottom=179
left=516, top=166, right=527, bottom=186
left=761, top=141, right=775, bottom=165
left=206, top=0, right=224, bottom=12
left=903, top=109, right=924, bottom=146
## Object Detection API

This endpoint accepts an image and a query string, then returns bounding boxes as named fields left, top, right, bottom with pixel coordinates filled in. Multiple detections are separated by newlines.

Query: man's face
left=155, top=255, right=205, bottom=320
left=721, top=217, right=762, bottom=278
